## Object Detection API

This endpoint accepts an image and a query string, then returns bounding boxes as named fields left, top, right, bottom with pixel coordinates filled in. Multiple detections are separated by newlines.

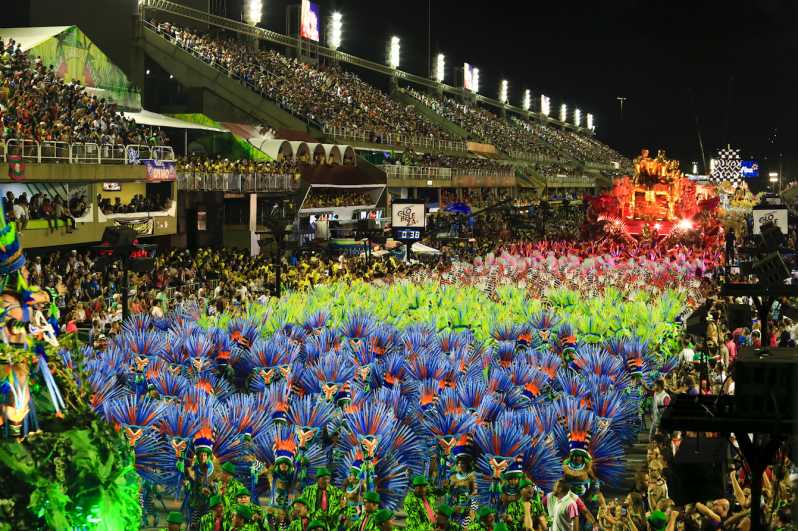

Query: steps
left=607, top=430, right=651, bottom=497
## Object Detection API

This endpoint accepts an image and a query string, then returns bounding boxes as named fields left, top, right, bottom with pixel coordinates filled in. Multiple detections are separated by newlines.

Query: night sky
left=6, top=0, right=798, bottom=186
left=255, top=0, right=797, bottom=186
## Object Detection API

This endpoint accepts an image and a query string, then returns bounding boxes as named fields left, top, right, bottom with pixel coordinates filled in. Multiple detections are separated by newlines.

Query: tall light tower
left=434, top=53, right=445, bottom=83
left=388, top=36, right=400, bottom=69
left=616, top=96, right=628, bottom=119
left=499, top=80, right=509, bottom=104
left=328, top=12, right=343, bottom=50
left=244, top=0, right=262, bottom=25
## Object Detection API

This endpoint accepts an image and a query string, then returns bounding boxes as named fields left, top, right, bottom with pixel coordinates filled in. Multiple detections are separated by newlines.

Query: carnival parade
left=0, top=1, right=796, bottom=530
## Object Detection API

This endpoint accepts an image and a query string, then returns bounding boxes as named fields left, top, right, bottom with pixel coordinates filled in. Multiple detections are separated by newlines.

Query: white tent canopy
left=120, top=110, right=228, bottom=132
left=0, top=26, right=70, bottom=51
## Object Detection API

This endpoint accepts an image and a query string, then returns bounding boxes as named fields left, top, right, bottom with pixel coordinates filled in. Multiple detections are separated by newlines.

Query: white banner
left=392, top=203, right=426, bottom=228
left=752, top=207, right=788, bottom=235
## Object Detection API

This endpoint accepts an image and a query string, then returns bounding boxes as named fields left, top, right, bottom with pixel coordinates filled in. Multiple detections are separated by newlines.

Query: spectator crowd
left=2, top=190, right=83, bottom=233
left=154, top=22, right=453, bottom=144
left=0, top=37, right=169, bottom=147
left=177, top=154, right=300, bottom=177
left=97, top=193, right=172, bottom=214
left=384, top=149, right=515, bottom=175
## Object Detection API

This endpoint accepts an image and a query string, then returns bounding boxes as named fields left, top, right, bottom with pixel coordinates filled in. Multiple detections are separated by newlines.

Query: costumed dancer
left=402, top=475, right=438, bottom=531
left=184, top=426, right=219, bottom=528
left=219, top=461, right=248, bottom=520
left=255, top=423, right=300, bottom=525
left=348, top=491, right=381, bottom=531
left=198, top=495, right=224, bottom=531
left=473, top=423, right=529, bottom=520
left=503, top=479, right=547, bottom=531
left=447, top=448, right=477, bottom=527
left=0, top=197, right=63, bottom=439
left=557, top=409, right=625, bottom=530
left=102, top=394, right=173, bottom=527
left=467, top=507, right=496, bottom=531
left=300, top=467, right=345, bottom=530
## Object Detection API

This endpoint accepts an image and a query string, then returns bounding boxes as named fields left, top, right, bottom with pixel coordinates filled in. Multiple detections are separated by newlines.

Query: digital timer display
left=397, top=229, right=421, bottom=240
left=393, top=228, right=423, bottom=242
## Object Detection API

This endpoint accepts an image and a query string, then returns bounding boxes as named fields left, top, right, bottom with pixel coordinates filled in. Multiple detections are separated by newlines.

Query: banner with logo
left=113, top=217, right=154, bottom=236
left=8, top=154, right=25, bottom=181
left=752, top=207, right=788, bottom=235
left=143, top=160, right=177, bottom=182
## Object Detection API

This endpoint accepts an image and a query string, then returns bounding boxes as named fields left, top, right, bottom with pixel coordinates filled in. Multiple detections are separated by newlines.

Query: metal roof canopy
left=120, top=109, right=229, bottom=132
left=0, top=26, right=71, bottom=51
left=138, top=0, right=588, bottom=132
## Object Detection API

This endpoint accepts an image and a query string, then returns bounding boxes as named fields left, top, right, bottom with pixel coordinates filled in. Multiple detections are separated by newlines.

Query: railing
left=323, top=126, right=467, bottom=153
left=545, top=175, right=596, bottom=188
left=177, top=171, right=297, bottom=192
left=381, top=164, right=516, bottom=180
left=451, top=167, right=516, bottom=178
left=507, top=150, right=558, bottom=163
left=1, top=139, right=174, bottom=164
left=381, top=165, right=452, bottom=180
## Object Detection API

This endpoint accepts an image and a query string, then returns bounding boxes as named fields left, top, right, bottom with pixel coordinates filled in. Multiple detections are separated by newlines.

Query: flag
left=8, top=154, right=24, bottom=181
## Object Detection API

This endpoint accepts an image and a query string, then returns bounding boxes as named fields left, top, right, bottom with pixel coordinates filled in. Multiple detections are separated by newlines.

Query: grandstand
left=1, top=0, right=629, bottom=253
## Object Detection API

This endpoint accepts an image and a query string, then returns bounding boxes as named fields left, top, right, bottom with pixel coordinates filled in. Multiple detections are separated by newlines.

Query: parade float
left=585, top=149, right=723, bottom=246
left=0, top=204, right=141, bottom=530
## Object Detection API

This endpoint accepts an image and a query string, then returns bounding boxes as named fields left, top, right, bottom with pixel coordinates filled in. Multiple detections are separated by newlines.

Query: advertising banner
left=300, top=0, right=320, bottom=41
left=741, top=160, right=759, bottom=178
left=391, top=203, right=426, bottom=228
left=113, top=217, right=154, bottom=236
left=144, top=160, right=177, bottom=182
left=752, top=207, right=788, bottom=235
left=466, top=142, right=497, bottom=155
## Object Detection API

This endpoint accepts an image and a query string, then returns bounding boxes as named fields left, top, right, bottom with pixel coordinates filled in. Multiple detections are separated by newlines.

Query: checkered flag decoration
left=711, top=146, right=742, bottom=186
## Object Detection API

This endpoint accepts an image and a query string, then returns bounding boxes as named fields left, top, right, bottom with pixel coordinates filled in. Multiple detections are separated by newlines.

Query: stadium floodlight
left=574, top=108, right=582, bottom=127
left=586, top=113, right=594, bottom=130
left=472, top=68, right=480, bottom=93
left=522, top=89, right=531, bottom=111
left=499, top=80, right=509, bottom=104
left=435, top=53, right=445, bottom=82
left=244, top=0, right=262, bottom=25
left=560, top=103, right=567, bottom=122
left=540, top=95, right=551, bottom=116
left=328, top=12, right=343, bottom=50
left=388, top=36, right=400, bottom=69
